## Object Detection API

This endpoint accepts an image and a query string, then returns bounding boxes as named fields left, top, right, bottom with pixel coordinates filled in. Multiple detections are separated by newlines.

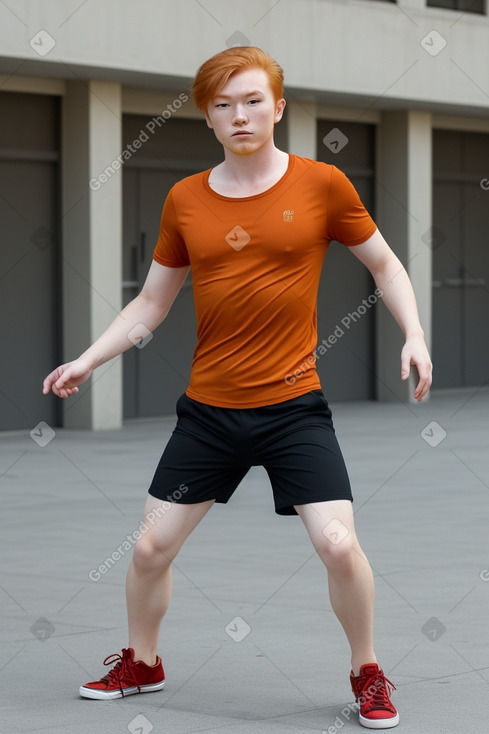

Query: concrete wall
left=1, top=0, right=488, bottom=114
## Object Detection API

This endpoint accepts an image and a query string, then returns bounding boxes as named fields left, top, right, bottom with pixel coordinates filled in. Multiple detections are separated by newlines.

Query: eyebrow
left=214, top=89, right=264, bottom=99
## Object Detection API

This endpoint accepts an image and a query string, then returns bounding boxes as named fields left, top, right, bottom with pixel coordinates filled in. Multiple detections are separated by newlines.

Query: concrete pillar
left=286, top=100, right=317, bottom=158
left=375, top=110, right=432, bottom=403
left=61, top=80, right=123, bottom=429
left=397, top=0, right=425, bottom=10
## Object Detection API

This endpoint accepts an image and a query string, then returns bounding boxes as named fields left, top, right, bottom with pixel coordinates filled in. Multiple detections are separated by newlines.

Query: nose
left=232, top=104, right=248, bottom=125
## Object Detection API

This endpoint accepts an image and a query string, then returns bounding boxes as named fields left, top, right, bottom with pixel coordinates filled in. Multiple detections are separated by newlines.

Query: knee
left=316, top=533, right=358, bottom=575
left=132, top=534, right=173, bottom=572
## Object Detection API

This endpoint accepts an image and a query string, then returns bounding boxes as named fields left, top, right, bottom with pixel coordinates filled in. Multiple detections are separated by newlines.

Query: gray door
left=316, top=120, right=376, bottom=401
left=122, top=115, right=222, bottom=418
left=122, top=167, right=197, bottom=418
left=432, top=130, right=489, bottom=388
left=0, top=93, right=59, bottom=431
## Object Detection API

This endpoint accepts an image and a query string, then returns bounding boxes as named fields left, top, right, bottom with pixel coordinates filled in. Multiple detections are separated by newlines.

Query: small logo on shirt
left=225, top=225, right=251, bottom=251
left=283, top=210, right=294, bottom=222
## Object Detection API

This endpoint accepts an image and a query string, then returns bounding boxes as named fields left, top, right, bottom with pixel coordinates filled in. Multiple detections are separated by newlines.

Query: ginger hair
left=192, top=46, right=284, bottom=111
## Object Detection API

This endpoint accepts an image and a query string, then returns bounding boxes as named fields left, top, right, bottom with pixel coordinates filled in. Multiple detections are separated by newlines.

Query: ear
left=204, top=108, right=214, bottom=129
left=274, top=97, right=286, bottom=124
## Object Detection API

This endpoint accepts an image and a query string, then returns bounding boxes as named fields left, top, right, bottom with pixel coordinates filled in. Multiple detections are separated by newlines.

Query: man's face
left=205, top=68, right=285, bottom=156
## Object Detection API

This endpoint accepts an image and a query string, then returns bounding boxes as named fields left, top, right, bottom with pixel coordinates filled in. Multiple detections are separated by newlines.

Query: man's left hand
left=401, top=335, right=433, bottom=402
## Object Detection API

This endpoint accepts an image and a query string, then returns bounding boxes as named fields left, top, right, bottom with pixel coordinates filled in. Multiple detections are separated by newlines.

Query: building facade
left=0, top=0, right=488, bottom=430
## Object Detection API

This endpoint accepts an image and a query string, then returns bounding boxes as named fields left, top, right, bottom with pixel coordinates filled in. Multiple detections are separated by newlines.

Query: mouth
left=232, top=131, right=252, bottom=137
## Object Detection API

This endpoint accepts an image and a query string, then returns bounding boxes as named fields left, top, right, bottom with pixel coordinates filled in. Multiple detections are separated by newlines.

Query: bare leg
left=295, top=500, right=376, bottom=676
left=126, top=496, right=215, bottom=666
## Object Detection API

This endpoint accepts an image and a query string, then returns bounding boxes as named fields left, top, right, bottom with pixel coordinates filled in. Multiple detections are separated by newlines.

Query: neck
left=222, top=138, right=286, bottom=183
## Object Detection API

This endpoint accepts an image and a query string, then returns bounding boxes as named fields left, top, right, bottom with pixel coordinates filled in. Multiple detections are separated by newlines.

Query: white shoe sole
left=358, top=714, right=399, bottom=729
left=79, top=680, right=165, bottom=700
left=359, top=711, right=400, bottom=729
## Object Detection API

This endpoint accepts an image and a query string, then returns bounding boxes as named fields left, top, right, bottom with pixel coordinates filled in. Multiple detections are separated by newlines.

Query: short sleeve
left=153, top=187, right=190, bottom=267
left=326, top=166, right=377, bottom=246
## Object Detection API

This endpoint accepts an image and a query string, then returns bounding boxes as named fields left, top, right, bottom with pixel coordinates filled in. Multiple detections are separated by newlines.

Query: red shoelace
left=358, top=670, right=397, bottom=713
left=101, top=649, right=140, bottom=696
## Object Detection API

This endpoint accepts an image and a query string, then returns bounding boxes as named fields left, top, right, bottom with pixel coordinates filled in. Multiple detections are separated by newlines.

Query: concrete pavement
left=1, top=386, right=488, bottom=733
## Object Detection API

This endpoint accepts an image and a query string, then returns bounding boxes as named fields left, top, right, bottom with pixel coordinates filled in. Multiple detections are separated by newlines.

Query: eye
left=248, top=99, right=261, bottom=104
left=215, top=103, right=229, bottom=108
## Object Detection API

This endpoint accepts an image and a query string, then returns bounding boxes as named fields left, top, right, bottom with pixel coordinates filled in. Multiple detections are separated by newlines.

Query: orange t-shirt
left=153, top=154, right=377, bottom=408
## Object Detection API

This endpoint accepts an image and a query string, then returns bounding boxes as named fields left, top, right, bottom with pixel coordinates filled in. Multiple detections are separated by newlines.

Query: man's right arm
left=42, top=261, right=190, bottom=398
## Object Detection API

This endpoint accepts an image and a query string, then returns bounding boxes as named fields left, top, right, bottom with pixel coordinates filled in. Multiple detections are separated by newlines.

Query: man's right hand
left=43, top=358, right=94, bottom=398
left=42, top=263, right=190, bottom=400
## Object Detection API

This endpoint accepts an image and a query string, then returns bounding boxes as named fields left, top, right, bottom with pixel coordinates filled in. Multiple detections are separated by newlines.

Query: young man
left=43, top=47, right=432, bottom=728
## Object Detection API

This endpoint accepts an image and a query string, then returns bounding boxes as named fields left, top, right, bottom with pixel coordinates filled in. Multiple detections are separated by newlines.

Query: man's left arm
left=348, top=228, right=433, bottom=402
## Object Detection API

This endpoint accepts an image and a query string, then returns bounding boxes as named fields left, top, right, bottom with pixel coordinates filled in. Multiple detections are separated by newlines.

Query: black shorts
left=148, top=389, right=353, bottom=516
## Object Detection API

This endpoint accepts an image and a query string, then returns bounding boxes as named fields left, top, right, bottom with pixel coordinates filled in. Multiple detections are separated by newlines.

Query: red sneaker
left=350, top=663, right=399, bottom=729
left=79, top=647, right=165, bottom=700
